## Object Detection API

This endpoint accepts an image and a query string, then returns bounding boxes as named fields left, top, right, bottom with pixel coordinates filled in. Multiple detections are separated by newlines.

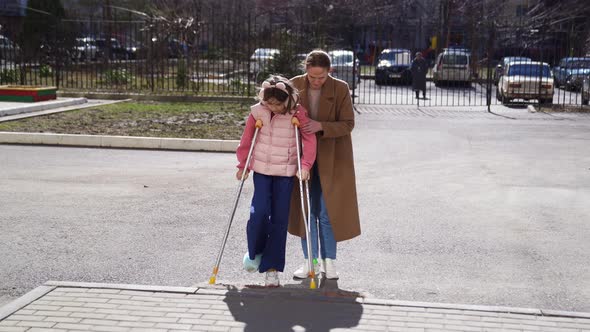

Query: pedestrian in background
left=236, top=75, right=316, bottom=287
left=411, top=51, right=428, bottom=99
left=289, top=50, right=361, bottom=280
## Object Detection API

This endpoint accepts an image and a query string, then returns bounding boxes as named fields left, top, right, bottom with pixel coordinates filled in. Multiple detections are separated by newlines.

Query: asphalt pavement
left=1, top=105, right=590, bottom=331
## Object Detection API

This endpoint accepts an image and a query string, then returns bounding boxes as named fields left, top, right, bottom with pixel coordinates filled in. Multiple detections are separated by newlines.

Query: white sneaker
left=293, top=259, right=321, bottom=279
left=323, top=258, right=339, bottom=280
left=265, top=270, right=280, bottom=287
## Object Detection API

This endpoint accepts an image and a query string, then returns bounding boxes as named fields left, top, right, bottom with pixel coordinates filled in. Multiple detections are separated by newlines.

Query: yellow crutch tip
left=208, top=276, right=216, bottom=284
left=310, top=279, right=317, bottom=289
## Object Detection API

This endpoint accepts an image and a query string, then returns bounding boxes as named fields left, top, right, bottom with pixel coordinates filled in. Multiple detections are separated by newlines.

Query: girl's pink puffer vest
left=249, top=103, right=298, bottom=177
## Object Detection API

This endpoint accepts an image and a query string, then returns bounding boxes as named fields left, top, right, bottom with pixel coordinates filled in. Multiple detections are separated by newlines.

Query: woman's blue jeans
left=301, top=164, right=337, bottom=260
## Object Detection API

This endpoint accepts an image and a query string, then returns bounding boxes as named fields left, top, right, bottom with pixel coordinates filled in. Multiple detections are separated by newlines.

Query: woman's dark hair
left=305, top=50, right=331, bottom=69
left=260, top=75, right=299, bottom=111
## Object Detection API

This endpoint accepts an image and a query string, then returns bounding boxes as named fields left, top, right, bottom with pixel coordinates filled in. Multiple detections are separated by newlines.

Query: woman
left=411, top=51, right=428, bottom=99
left=288, top=50, right=361, bottom=280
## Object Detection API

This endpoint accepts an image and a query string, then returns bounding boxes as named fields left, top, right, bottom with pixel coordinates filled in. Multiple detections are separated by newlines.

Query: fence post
left=486, top=21, right=495, bottom=113
left=537, top=25, right=545, bottom=111
left=150, top=20, right=155, bottom=93
left=54, top=23, right=60, bottom=89
left=247, top=12, right=252, bottom=96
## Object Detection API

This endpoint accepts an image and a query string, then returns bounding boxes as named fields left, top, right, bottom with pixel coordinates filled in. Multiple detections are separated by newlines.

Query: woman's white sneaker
left=265, top=271, right=280, bottom=287
left=292, top=260, right=321, bottom=279
left=323, top=258, right=339, bottom=280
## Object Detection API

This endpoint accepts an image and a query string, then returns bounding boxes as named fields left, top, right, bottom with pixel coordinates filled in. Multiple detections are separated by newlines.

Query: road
left=1, top=107, right=590, bottom=312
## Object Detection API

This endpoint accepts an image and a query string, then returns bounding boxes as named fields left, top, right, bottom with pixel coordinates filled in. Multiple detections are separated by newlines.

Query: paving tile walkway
left=1, top=281, right=589, bottom=332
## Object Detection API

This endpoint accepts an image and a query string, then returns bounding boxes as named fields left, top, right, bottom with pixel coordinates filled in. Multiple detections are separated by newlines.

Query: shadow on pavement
left=224, top=280, right=364, bottom=332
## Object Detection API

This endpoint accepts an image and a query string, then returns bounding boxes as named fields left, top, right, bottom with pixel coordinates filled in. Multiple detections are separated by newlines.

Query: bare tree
left=528, top=0, right=590, bottom=55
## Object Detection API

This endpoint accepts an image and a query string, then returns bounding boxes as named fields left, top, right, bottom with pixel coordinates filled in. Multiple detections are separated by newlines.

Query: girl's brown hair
left=259, top=75, right=299, bottom=111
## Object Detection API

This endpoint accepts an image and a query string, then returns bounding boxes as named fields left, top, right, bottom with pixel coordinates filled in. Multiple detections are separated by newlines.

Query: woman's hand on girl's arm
left=302, top=118, right=323, bottom=134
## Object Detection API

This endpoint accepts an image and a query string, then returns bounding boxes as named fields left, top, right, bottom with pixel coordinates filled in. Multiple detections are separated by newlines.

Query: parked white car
left=497, top=61, right=553, bottom=104
left=249, top=48, right=279, bottom=79
left=432, top=49, right=471, bottom=85
left=328, top=50, right=360, bottom=89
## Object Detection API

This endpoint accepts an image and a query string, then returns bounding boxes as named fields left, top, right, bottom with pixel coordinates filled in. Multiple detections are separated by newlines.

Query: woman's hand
left=236, top=169, right=249, bottom=180
left=302, top=119, right=322, bottom=134
left=297, top=169, right=310, bottom=181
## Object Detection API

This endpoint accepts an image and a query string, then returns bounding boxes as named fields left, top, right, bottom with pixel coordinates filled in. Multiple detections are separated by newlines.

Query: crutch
left=292, top=117, right=317, bottom=289
left=209, top=119, right=263, bottom=285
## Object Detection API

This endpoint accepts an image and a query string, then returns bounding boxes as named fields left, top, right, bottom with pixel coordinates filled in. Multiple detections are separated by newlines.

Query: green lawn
left=0, top=101, right=251, bottom=140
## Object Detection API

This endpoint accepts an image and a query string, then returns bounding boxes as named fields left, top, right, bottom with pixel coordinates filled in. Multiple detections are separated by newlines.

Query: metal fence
left=1, top=12, right=589, bottom=108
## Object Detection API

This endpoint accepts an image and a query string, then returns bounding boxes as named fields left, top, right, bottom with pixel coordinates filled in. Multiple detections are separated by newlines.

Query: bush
left=0, top=69, right=19, bottom=83
left=104, top=69, right=131, bottom=85
left=229, top=79, right=253, bottom=95
left=39, top=65, right=53, bottom=78
left=257, top=48, right=302, bottom=83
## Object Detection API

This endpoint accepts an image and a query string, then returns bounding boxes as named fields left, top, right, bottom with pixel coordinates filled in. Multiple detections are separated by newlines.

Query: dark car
left=494, top=56, right=531, bottom=84
left=95, top=38, right=129, bottom=60
left=582, top=74, right=590, bottom=105
left=167, top=39, right=190, bottom=58
left=553, top=57, right=590, bottom=90
left=124, top=41, right=145, bottom=60
left=375, top=48, right=412, bottom=85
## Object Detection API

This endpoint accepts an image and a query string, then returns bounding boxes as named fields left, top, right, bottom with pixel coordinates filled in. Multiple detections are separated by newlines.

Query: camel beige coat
left=288, top=74, right=361, bottom=242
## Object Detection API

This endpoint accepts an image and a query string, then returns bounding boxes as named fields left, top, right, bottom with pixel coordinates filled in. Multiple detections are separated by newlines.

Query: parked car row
left=1, top=34, right=186, bottom=63
left=0, top=35, right=21, bottom=61
left=374, top=48, right=473, bottom=87
left=249, top=48, right=361, bottom=89
left=370, top=47, right=590, bottom=105
left=72, top=37, right=146, bottom=61
left=493, top=55, right=590, bottom=104
left=553, top=57, right=590, bottom=91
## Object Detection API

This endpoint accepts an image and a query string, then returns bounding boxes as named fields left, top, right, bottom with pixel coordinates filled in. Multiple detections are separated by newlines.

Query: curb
left=0, top=99, right=129, bottom=123
left=58, top=92, right=253, bottom=104
left=0, top=132, right=239, bottom=152
left=0, top=98, right=88, bottom=117
left=1, top=281, right=586, bottom=321
left=0, top=285, right=56, bottom=321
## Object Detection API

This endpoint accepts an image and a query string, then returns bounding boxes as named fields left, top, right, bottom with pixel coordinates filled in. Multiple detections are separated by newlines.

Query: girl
left=236, top=75, right=316, bottom=287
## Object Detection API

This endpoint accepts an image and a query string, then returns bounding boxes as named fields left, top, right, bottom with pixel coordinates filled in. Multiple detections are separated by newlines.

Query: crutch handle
left=291, top=117, right=300, bottom=127
left=255, top=119, right=263, bottom=129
